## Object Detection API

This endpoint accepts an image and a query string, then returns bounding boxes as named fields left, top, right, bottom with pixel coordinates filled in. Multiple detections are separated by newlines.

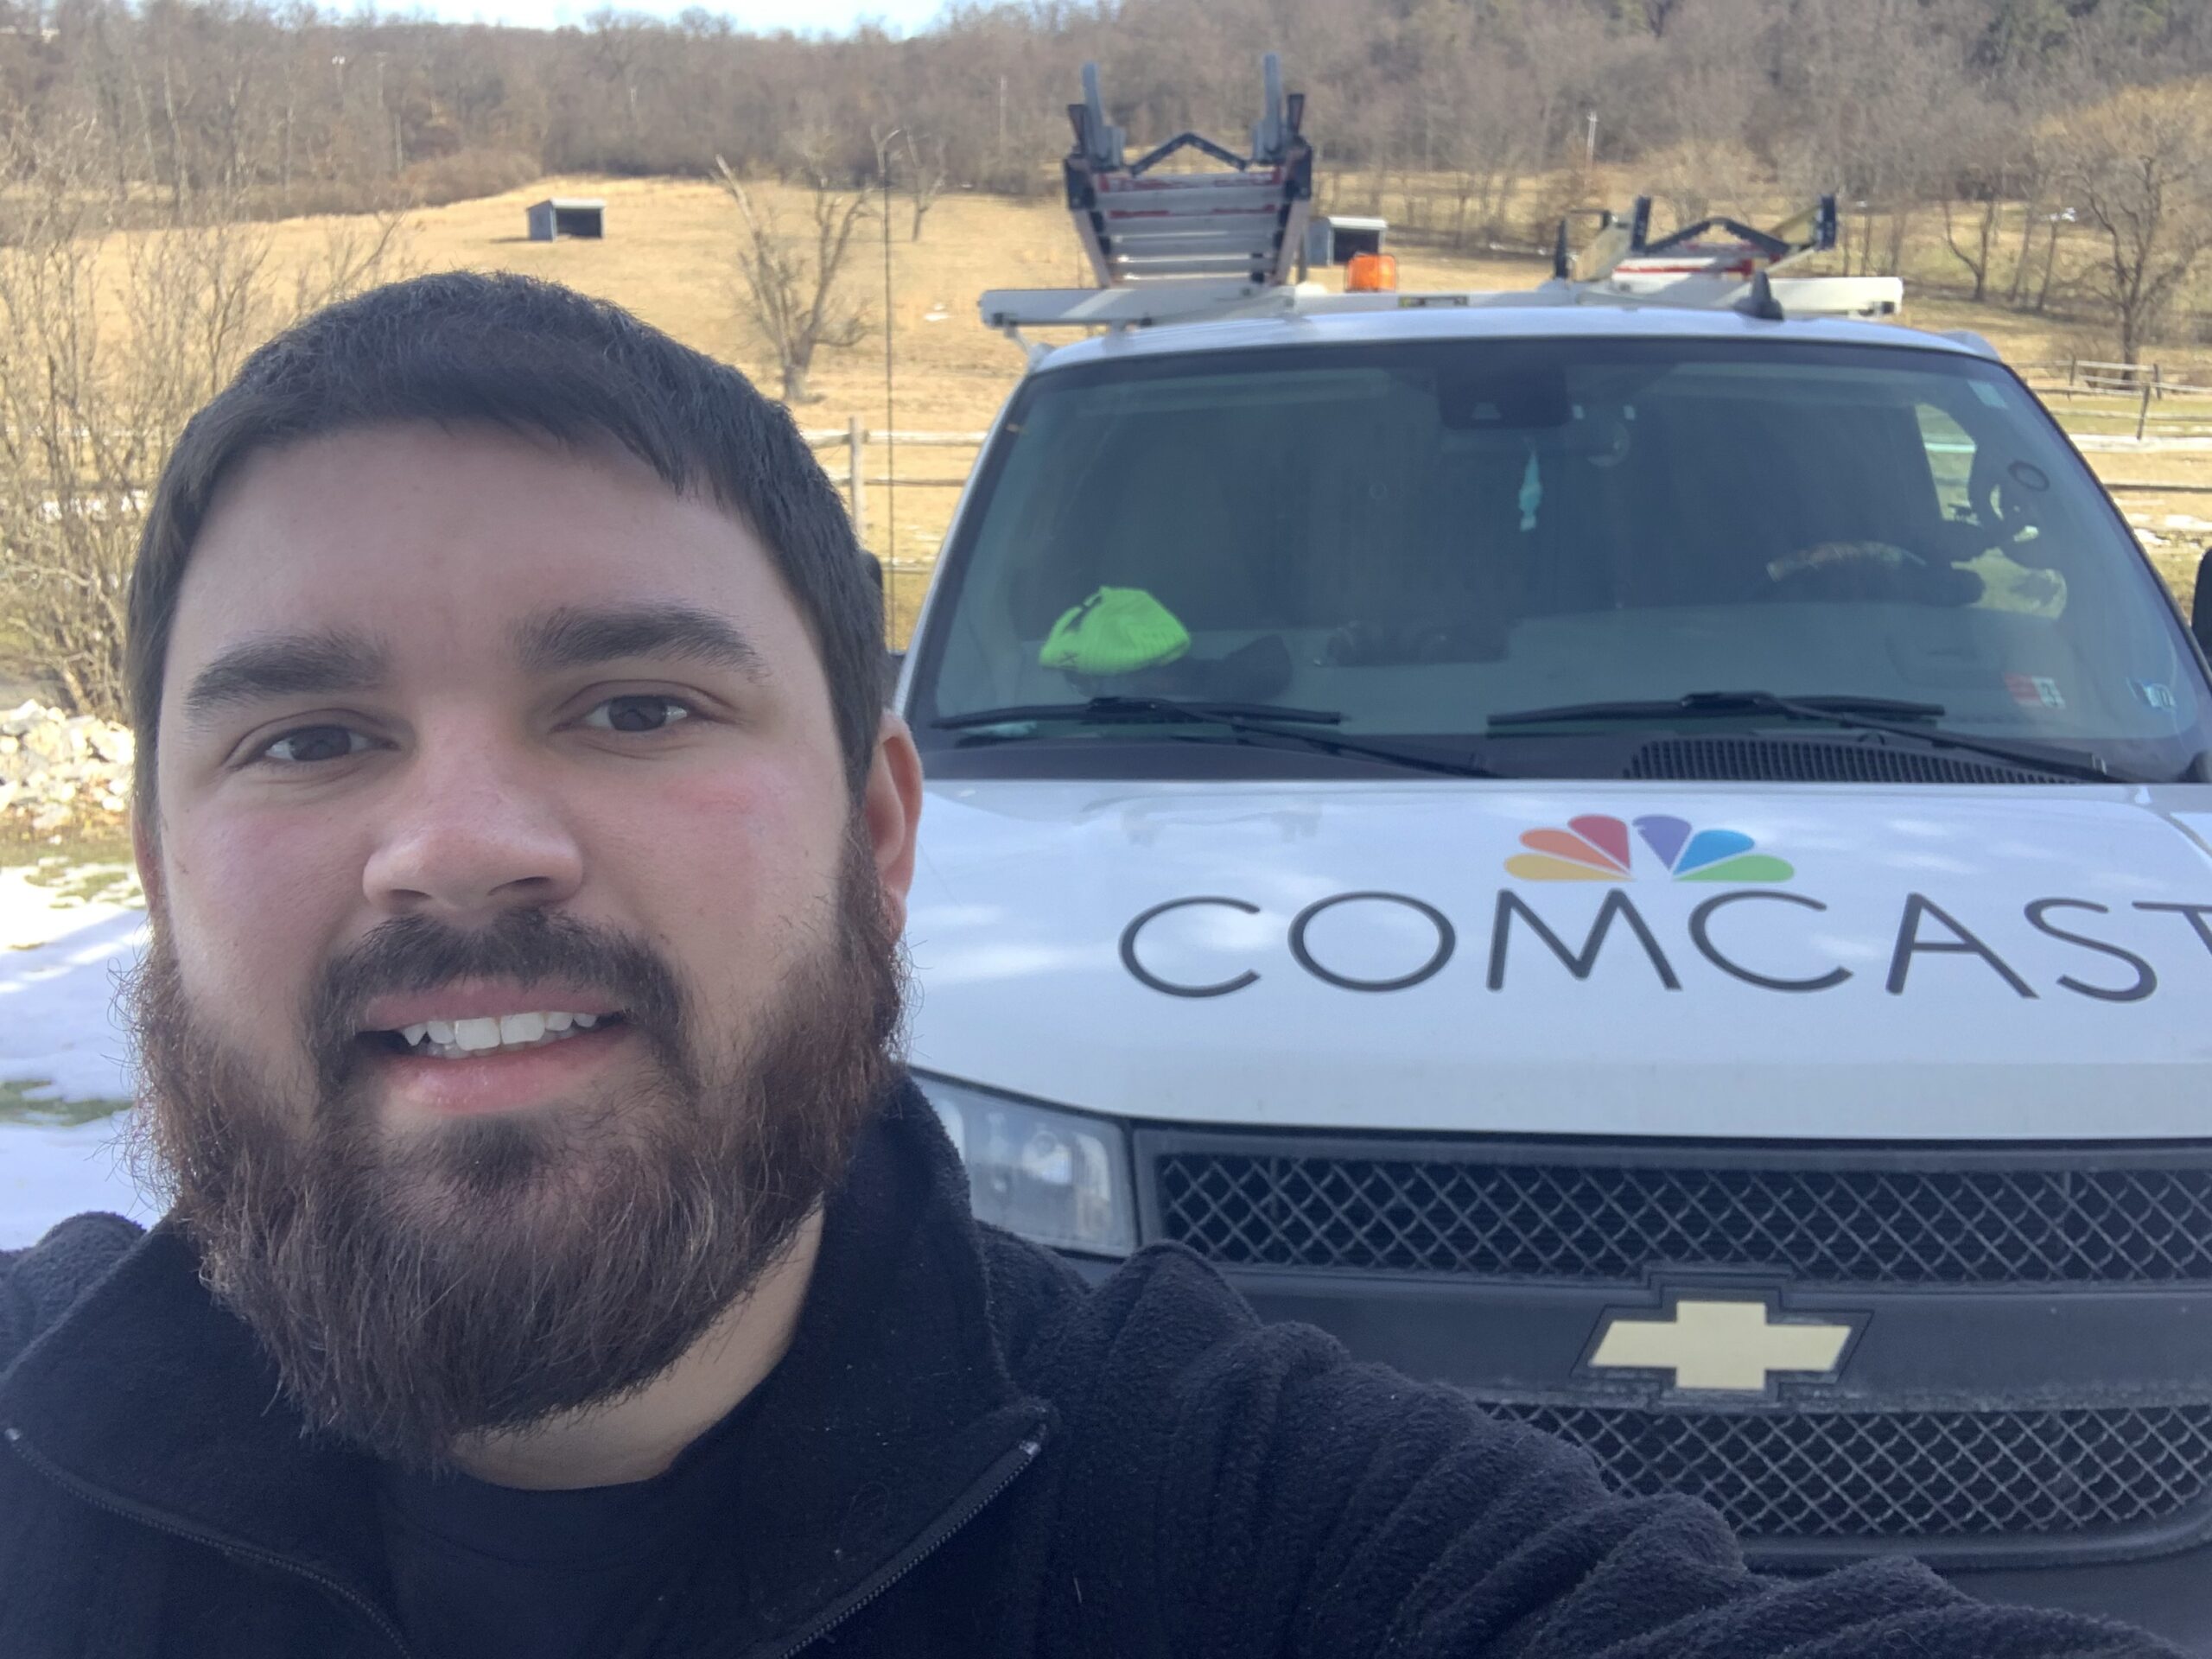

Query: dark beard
left=126, top=829, right=905, bottom=1471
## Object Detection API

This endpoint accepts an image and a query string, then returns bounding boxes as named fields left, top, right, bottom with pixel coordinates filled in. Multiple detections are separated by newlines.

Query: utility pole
left=1585, top=111, right=1599, bottom=172
left=876, top=126, right=902, bottom=640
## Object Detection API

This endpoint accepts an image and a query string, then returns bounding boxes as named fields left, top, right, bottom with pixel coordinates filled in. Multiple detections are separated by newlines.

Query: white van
left=889, top=254, right=2212, bottom=1639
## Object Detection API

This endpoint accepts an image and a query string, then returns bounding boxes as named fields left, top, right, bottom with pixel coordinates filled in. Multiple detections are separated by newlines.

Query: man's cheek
left=610, top=766, right=836, bottom=886
left=171, top=828, right=348, bottom=1014
left=605, top=772, right=841, bottom=969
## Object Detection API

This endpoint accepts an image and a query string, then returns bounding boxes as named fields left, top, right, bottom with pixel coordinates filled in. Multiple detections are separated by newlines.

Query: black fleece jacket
left=0, top=1081, right=2181, bottom=1659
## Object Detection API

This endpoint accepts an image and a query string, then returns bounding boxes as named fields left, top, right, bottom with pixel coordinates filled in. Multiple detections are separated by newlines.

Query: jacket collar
left=2, top=1078, right=1052, bottom=1652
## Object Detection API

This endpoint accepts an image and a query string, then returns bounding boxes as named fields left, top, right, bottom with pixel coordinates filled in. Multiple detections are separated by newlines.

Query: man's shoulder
left=1, top=1213, right=148, bottom=1370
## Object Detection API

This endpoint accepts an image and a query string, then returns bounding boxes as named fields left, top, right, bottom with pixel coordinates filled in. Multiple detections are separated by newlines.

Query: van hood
left=904, top=779, right=2212, bottom=1141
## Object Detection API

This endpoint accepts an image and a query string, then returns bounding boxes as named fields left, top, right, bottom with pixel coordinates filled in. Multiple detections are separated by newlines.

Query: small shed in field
left=527, top=198, right=606, bottom=241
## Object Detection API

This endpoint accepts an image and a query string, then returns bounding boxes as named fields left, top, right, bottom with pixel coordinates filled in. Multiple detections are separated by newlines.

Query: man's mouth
left=370, top=1010, right=627, bottom=1062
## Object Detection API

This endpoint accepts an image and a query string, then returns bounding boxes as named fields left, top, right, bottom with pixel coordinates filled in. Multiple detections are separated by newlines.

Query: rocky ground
left=1, top=702, right=134, bottom=836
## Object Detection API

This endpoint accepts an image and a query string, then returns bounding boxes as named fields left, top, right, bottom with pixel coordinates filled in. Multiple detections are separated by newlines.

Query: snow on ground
left=0, top=864, right=159, bottom=1248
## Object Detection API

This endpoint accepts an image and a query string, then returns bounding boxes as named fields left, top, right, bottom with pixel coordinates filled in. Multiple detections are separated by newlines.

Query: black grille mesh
left=1485, top=1399, right=2212, bottom=1540
left=1152, top=1152, right=2212, bottom=1284
left=1626, top=737, right=2049, bottom=785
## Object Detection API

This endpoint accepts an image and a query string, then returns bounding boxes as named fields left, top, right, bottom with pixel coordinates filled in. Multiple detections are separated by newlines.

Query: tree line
left=0, top=0, right=2203, bottom=215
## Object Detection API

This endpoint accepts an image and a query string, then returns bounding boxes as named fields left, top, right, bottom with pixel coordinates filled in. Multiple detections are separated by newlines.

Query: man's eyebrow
left=516, top=603, right=768, bottom=683
left=181, top=630, right=390, bottom=725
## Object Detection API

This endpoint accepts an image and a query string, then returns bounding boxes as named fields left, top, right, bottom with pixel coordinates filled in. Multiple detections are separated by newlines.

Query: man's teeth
left=395, top=1012, right=604, bottom=1059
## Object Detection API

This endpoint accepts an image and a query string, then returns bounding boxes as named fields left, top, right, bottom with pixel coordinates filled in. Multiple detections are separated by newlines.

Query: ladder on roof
left=1063, top=54, right=1314, bottom=288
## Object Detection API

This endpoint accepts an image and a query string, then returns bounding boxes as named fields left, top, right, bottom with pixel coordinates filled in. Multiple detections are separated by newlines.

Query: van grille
left=1486, top=1399, right=2212, bottom=1541
left=1152, top=1152, right=2212, bottom=1284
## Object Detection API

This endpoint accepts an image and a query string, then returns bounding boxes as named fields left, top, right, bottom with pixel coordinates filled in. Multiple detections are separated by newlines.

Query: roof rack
left=979, top=272, right=1901, bottom=334
left=984, top=68, right=1903, bottom=352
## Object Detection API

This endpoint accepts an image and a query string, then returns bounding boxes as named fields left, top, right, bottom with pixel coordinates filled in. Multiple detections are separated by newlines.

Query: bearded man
left=0, top=273, right=2177, bottom=1659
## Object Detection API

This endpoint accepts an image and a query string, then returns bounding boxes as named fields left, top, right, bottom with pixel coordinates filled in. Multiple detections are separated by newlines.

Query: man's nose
left=361, top=731, right=585, bottom=920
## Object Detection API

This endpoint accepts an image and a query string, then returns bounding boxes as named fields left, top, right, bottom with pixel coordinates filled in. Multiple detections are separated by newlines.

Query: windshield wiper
left=1485, top=689, right=2124, bottom=784
left=933, top=696, right=1503, bottom=779
left=1490, top=691, right=1948, bottom=726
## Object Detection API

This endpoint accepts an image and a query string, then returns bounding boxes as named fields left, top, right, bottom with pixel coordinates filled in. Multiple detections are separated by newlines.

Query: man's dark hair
left=126, top=271, right=884, bottom=818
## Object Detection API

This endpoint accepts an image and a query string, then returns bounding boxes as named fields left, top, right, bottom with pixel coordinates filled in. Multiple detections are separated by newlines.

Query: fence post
left=2066, top=354, right=2076, bottom=389
left=2138, top=383, right=2152, bottom=442
left=847, top=416, right=868, bottom=547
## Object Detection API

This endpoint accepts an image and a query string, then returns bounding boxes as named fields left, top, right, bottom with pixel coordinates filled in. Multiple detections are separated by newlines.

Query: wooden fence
left=2017, top=359, right=2212, bottom=441
left=800, top=420, right=988, bottom=551
left=2018, top=359, right=2212, bottom=397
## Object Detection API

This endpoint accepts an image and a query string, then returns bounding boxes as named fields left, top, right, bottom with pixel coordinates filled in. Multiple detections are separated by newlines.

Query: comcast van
left=893, top=65, right=2212, bottom=1647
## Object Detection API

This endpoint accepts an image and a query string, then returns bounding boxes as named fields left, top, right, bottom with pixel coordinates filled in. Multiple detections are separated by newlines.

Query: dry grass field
left=214, top=171, right=2211, bottom=641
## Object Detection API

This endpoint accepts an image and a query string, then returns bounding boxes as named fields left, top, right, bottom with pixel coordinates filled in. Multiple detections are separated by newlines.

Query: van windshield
left=910, top=336, right=2209, bottom=781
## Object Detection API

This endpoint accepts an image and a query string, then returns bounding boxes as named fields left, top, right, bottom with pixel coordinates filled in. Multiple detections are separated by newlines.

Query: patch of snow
left=0, top=1114, right=154, bottom=1248
left=0, top=865, right=156, bottom=1246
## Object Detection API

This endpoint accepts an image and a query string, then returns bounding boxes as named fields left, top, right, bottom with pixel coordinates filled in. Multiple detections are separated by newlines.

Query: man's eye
left=582, top=696, right=694, bottom=735
left=258, top=726, right=370, bottom=765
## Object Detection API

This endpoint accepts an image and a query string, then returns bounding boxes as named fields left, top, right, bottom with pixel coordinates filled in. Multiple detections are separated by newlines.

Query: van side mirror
left=2195, top=550, right=2211, bottom=659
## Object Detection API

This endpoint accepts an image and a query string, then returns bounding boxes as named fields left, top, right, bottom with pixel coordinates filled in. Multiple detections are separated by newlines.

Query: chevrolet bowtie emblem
left=1589, top=1299, right=1856, bottom=1393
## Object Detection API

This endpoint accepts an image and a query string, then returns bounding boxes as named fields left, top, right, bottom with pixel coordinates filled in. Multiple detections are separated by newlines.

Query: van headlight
left=913, top=1073, right=1136, bottom=1256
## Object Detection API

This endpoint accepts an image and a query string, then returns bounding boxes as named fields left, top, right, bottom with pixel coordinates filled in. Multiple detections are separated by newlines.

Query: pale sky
left=414, top=0, right=948, bottom=31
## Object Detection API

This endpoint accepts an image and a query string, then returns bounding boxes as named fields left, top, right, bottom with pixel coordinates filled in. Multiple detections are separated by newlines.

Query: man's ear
left=860, top=711, right=923, bottom=935
left=131, top=811, right=165, bottom=918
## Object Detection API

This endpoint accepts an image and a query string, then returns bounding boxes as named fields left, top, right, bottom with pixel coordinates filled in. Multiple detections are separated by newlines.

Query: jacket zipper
left=5, top=1424, right=419, bottom=1659
left=757, top=1423, right=1049, bottom=1659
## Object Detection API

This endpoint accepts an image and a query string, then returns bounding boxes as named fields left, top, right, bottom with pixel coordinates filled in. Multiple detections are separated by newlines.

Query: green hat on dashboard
left=1039, top=587, right=1192, bottom=676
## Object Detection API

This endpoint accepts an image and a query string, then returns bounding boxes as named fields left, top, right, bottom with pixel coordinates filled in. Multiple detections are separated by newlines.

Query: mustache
left=306, top=909, right=687, bottom=1096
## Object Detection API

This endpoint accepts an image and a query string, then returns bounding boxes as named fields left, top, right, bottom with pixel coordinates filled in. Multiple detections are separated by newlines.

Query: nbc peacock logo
left=1507, top=814, right=1795, bottom=884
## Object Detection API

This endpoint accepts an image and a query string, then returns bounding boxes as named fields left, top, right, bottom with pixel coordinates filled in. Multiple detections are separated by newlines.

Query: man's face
left=134, top=423, right=916, bottom=1465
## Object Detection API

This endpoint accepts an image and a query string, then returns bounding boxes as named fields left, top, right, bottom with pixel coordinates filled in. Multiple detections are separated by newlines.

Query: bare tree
left=1938, top=95, right=2012, bottom=302
left=1941, top=189, right=2005, bottom=302
left=1626, top=0, right=1689, bottom=37
left=0, top=124, right=408, bottom=716
left=2003, top=139, right=2051, bottom=306
left=714, top=152, right=869, bottom=405
left=2045, top=79, right=2212, bottom=363
left=901, top=130, right=948, bottom=242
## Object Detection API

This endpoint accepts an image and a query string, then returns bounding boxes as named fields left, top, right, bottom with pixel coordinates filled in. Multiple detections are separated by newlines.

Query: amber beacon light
left=1344, top=251, right=1398, bottom=292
